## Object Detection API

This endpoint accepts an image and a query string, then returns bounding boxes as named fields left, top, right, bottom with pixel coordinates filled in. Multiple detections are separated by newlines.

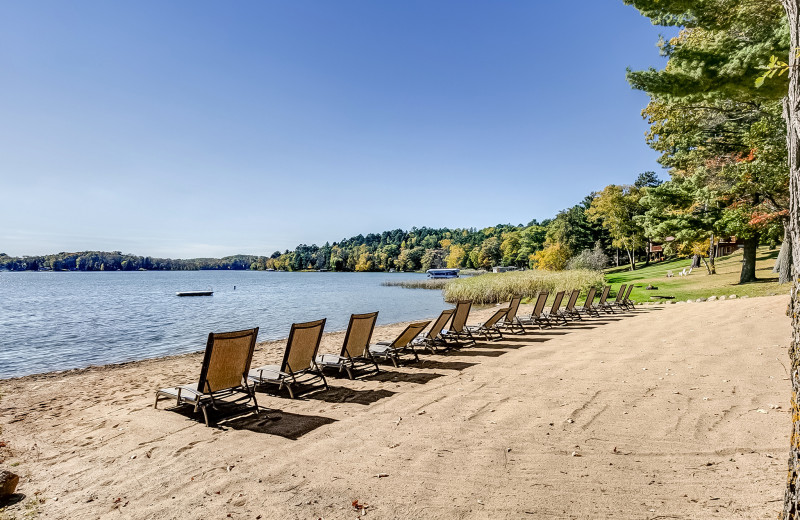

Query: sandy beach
left=0, top=296, right=791, bottom=519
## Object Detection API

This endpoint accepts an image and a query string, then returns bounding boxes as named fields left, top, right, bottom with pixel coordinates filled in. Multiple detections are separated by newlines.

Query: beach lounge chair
left=412, top=308, right=456, bottom=353
left=248, top=319, right=328, bottom=398
left=499, top=296, right=526, bottom=334
left=369, top=321, right=431, bottom=366
left=316, top=312, right=379, bottom=379
left=609, top=284, right=627, bottom=313
left=618, top=284, right=636, bottom=310
left=542, top=290, right=567, bottom=326
left=467, top=307, right=509, bottom=342
left=154, top=327, right=259, bottom=426
left=563, top=289, right=581, bottom=320
left=576, top=287, right=600, bottom=318
left=441, top=300, right=477, bottom=347
left=519, top=291, right=550, bottom=329
left=593, top=286, right=614, bottom=314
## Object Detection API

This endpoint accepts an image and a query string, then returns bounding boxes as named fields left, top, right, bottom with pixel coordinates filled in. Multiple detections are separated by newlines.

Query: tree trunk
left=691, top=254, right=701, bottom=268
left=739, top=234, right=759, bottom=284
left=777, top=223, right=794, bottom=284
left=626, top=248, right=636, bottom=271
left=776, top=228, right=786, bottom=272
left=645, top=239, right=651, bottom=266
left=615, top=248, right=619, bottom=267
left=782, top=2, right=800, bottom=517
left=701, top=256, right=712, bottom=274
left=708, top=233, right=716, bottom=274
left=783, top=232, right=794, bottom=285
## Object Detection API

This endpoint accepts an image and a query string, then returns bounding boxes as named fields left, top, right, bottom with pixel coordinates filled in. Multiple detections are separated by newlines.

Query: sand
left=0, top=295, right=792, bottom=519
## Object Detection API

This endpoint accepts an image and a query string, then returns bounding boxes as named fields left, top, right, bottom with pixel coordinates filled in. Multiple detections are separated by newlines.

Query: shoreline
left=0, top=296, right=789, bottom=519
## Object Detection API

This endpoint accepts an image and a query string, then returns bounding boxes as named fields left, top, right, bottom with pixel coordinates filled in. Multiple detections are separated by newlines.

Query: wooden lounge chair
left=369, top=321, right=431, bottom=366
left=154, top=327, right=259, bottom=426
left=248, top=319, right=328, bottom=398
left=576, top=287, right=600, bottom=318
left=467, top=308, right=509, bottom=342
left=441, top=300, right=476, bottom=347
left=519, top=291, right=550, bottom=329
left=316, top=312, right=379, bottom=379
left=412, top=308, right=456, bottom=353
left=593, top=286, right=613, bottom=314
left=542, top=290, right=567, bottom=325
left=563, top=289, right=582, bottom=320
left=499, top=296, right=526, bottom=334
left=609, top=284, right=627, bottom=313
left=618, top=284, right=636, bottom=310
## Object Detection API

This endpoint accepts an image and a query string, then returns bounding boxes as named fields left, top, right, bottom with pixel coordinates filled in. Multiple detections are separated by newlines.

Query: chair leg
left=249, top=386, right=259, bottom=415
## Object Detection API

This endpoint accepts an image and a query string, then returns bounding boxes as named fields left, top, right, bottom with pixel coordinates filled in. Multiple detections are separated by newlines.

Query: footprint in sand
left=175, top=440, right=201, bottom=456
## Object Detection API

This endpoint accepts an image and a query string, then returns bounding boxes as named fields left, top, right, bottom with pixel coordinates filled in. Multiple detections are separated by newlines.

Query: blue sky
left=0, top=1, right=675, bottom=258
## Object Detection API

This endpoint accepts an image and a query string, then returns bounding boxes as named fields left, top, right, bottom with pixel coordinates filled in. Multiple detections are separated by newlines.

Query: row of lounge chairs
left=154, top=284, right=636, bottom=426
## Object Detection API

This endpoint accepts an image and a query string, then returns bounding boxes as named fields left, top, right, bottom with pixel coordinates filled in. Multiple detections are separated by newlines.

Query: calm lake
left=0, top=271, right=449, bottom=379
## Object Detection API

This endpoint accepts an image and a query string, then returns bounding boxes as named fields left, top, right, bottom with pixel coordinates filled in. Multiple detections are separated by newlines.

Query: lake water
left=0, top=271, right=449, bottom=379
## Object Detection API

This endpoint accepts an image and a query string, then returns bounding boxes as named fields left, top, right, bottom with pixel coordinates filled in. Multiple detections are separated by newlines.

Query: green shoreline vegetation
left=607, top=247, right=786, bottom=304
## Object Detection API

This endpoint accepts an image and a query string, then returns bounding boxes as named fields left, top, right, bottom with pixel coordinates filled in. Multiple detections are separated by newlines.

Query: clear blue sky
left=0, top=1, right=674, bottom=258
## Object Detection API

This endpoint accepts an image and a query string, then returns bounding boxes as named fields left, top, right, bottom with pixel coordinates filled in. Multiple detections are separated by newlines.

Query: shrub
left=567, top=244, right=609, bottom=271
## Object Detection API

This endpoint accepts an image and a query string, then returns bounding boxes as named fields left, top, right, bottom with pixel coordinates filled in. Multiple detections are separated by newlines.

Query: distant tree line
left=0, top=251, right=257, bottom=271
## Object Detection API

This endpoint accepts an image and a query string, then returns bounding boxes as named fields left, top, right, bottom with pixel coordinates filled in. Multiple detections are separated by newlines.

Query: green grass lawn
left=604, top=247, right=787, bottom=304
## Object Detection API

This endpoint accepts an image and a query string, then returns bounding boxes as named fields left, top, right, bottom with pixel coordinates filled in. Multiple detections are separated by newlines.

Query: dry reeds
left=442, top=269, right=605, bottom=304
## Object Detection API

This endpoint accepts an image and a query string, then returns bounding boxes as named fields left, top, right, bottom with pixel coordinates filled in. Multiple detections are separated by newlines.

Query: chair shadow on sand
left=222, top=409, right=337, bottom=440
left=496, top=336, right=551, bottom=344
left=446, top=348, right=507, bottom=358
left=369, top=370, right=445, bottom=385
left=415, top=360, right=478, bottom=372
left=164, top=401, right=335, bottom=439
left=303, top=385, right=396, bottom=405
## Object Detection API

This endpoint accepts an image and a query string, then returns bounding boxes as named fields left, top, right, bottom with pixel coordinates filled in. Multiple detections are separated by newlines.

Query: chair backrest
left=390, top=321, right=431, bottom=348
left=531, top=291, right=549, bottom=317
left=198, top=327, right=259, bottom=393
left=597, top=286, right=610, bottom=305
left=281, top=319, right=326, bottom=374
left=583, top=287, right=597, bottom=309
left=450, top=300, right=473, bottom=333
left=623, top=284, right=634, bottom=301
left=549, top=291, right=565, bottom=314
left=614, top=284, right=627, bottom=303
left=484, top=308, right=509, bottom=328
left=565, top=289, right=580, bottom=311
left=341, top=312, right=378, bottom=358
left=505, top=296, right=522, bottom=321
left=427, top=308, right=456, bottom=340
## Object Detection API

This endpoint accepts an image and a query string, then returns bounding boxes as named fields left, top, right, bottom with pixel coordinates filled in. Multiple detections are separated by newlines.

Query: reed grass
left=442, top=269, right=606, bottom=304
left=382, top=278, right=453, bottom=290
